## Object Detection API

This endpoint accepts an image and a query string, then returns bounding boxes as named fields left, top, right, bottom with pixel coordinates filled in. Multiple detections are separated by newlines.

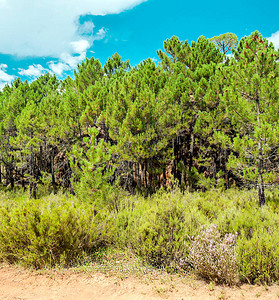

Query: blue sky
left=0, top=0, right=279, bottom=88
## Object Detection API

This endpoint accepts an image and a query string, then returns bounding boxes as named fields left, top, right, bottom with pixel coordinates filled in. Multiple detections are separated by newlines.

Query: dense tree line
left=0, top=31, right=278, bottom=205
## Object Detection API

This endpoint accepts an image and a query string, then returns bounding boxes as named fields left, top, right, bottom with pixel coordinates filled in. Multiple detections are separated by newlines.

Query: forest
left=1, top=30, right=279, bottom=204
left=0, top=31, right=279, bottom=285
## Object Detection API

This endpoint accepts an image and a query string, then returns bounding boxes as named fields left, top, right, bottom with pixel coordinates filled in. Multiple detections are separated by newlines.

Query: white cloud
left=267, top=31, right=279, bottom=49
left=93, top=28, right=107, bottom=41
left=0, top=0, right=7, bottom=8
left=18, top=64, right=47, bottom=78
left=60, top=53, right=86, bottom=69
left=22, top=38, right=92, bottom=78
left=22, top=28, right=106, bottom=78
left=0, top=0, right=147, bottom=58
left=0, top=64, right=15, bottom=89
left=78, top=21, right=95, bottom=35
left=48, top=38, right=90, bottom=77
left=71, top=40, right=91, bottom=54
left=0, top=64, right=15, bottom=81
left=48, top=62, right=70, bottom=77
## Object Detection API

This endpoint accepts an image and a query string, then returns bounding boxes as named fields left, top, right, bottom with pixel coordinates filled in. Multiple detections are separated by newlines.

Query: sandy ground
left=0, top=264, right=279, bottom=300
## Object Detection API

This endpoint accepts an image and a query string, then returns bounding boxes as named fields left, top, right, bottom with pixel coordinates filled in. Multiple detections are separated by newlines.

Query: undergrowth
left=0, top=187, right=278, bottom=285
left=0, top=192, right=113, bottom=268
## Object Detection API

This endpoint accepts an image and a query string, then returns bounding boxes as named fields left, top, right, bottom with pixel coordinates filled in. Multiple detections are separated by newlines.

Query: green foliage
left=237, top=227, right=279, bottom=284
left=71, top=127, right=115, bottom=205
left=0, top=194, right=112, bottom=268
left=115, top=190, right=208, bottom=269
left=2, top=31, right=278, bottom=196
left=0, top=188, right=279, bottom=286
left=219, top=31, right=279, bottom=205
left=114, top=188, right=279, bottom=284
left=1, top=31, right=279, bottom=285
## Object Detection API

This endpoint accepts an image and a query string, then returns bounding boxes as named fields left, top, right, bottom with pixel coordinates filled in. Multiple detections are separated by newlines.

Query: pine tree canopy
left=0, top=31, right=278, bottom=205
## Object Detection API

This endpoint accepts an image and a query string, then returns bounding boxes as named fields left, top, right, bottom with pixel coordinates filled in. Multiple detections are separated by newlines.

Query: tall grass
left=0, top=187, right=278, bottom=284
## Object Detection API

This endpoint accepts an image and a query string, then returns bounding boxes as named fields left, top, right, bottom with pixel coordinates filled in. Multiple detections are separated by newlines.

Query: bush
left=215, top=200, right=278, bottom=240
left=187, top=224, right=239, bottom=285
left=115, top=191, right=207, bottom=270
left=1, top=186, right=278, bottom=286
left=0, top=194, right=112, bottom=268
left=134, top=204, right=188, bottom=268
left=237, top=227, right=279, bottom=284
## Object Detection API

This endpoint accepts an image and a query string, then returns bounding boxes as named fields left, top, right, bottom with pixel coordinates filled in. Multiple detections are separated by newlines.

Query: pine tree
left=217, top=31, right=279, bottom=205
left=0, top=80, right=29, bottom=188
left=209, top=33, right=238, bottom=55
left=71, top=127, right=115, bottom=204
left=157, top=35, right=224, bottom=189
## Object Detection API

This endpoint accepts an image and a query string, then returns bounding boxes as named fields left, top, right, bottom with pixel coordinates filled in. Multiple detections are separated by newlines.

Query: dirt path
left=0, top=264, right=279, bottom=300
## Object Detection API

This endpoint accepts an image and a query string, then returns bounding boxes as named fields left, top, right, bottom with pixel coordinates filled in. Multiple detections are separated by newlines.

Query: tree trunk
left=29, top=181, right=37, bottom=199
left=224, top=148, right=229, bottom=189
left=9, top=165, right=14, bottom=189
left=189, top=131, right=194, bottom=173
left=29, top=131, right=37, bottom=199
left=256, top=93, right=265, bottom=206
left=51, top=151, right=56, bottom=191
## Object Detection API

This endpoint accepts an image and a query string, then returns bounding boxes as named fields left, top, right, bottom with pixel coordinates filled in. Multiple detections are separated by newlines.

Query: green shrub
left=115, top=191, right=207, bottom=269
left=237, top=227, right=279, bottom=284
left=216, top=204, right=279, bottom=239
left=187, top=224, right=239, bottom=285
left=0, top=194, right=112, bottom=268
left=1, top=186, right=278, bottom=285
left=134, top=204, right=188, bottom=268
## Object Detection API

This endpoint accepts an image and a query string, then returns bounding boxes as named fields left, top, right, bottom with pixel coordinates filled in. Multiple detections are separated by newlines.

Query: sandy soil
left=0, top=264, right=279, bottom=300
